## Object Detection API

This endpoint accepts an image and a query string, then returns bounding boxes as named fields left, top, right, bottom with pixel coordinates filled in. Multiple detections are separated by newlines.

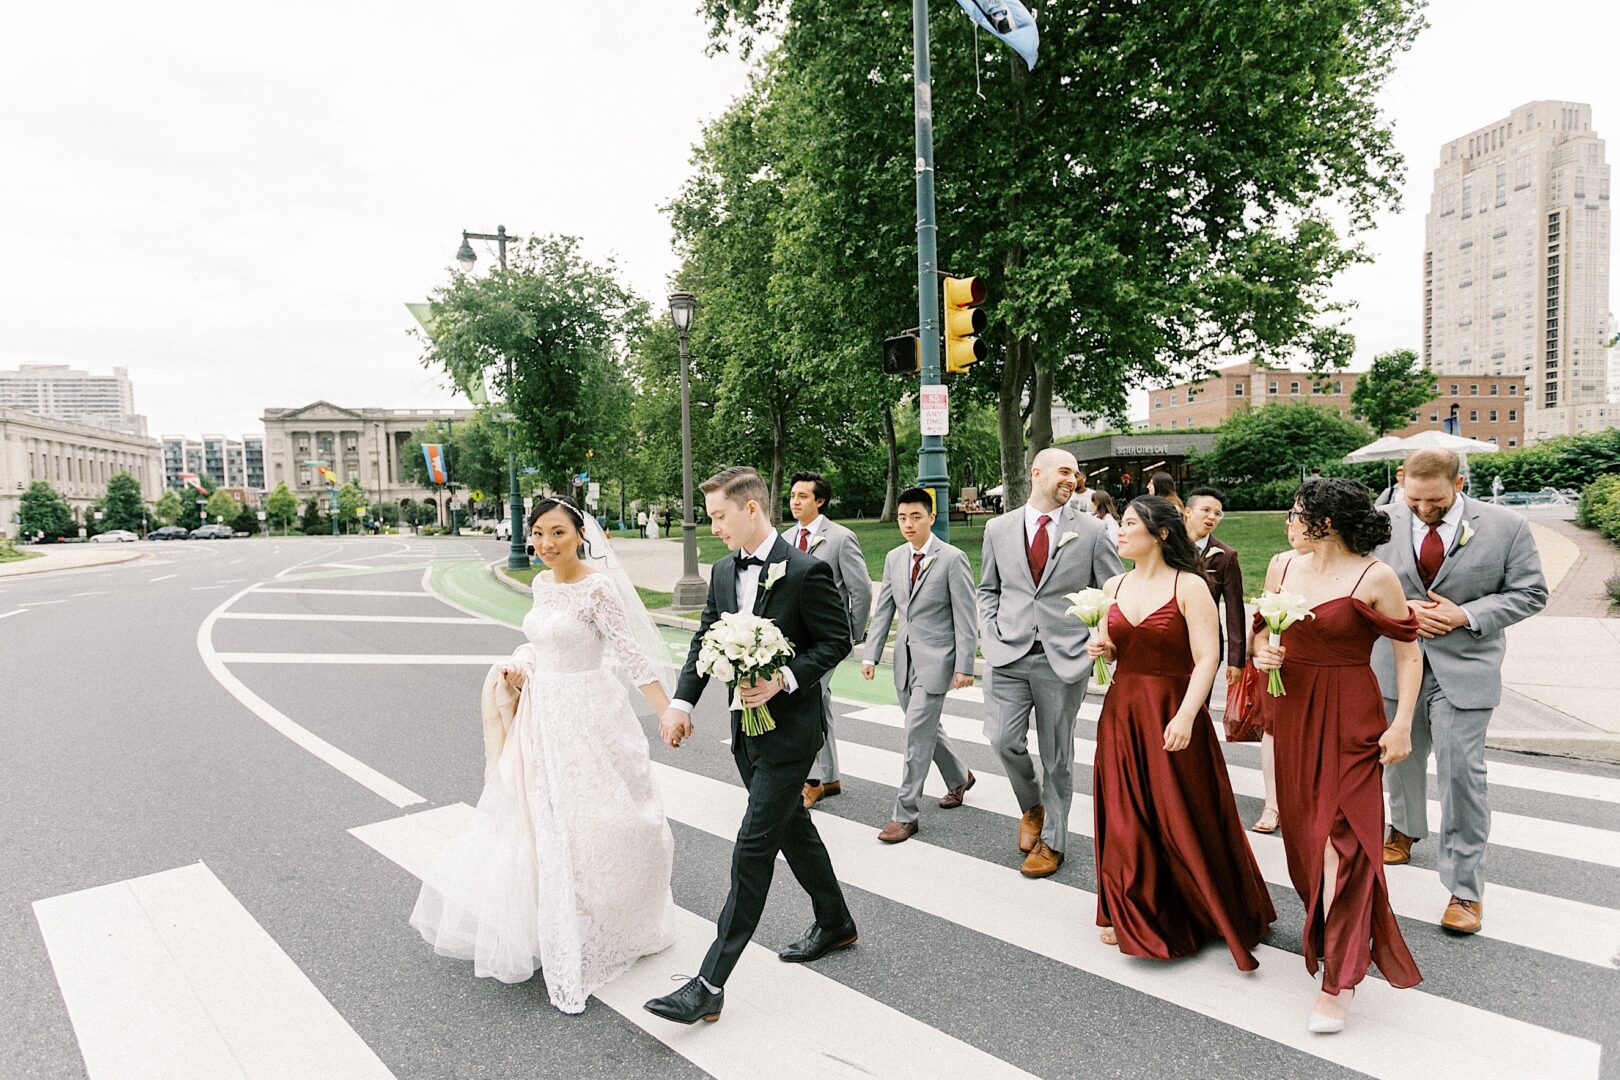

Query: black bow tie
left=736, top=554, right=766, bottom=570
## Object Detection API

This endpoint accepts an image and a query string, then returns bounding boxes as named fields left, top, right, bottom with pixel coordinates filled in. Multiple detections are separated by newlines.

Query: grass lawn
left=0, top=541, right=41, bottom=563
left=695, top=512, right=1287, bottom=590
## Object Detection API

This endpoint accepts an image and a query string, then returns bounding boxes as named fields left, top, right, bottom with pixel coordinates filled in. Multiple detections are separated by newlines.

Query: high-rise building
left=1422, top=101, right=1612, bottom=443
left=0, top=364, right=148, bottom=436
left=161, top=436, right=204, bottom=491
left=163, top=433, right=266, bottom=497
left=243, top=435, right=265, bottom=492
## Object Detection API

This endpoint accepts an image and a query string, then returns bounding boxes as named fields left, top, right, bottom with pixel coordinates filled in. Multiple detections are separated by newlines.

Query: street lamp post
left=667, top=291, right=706, bottom=611
left=457, top=225, right=529, bottom=570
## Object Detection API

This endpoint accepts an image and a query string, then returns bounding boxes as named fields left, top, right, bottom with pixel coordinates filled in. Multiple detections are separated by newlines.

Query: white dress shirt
left=1194, top=534, right=1211, bottom=555
left=1410, top=495, right=1477, bottom=632
left=905, top=533, right=935, bottom=588
left=1023, top=502, right=1060, bottom=551
left=790, top=515, right=824, bottom=553
left=670, top=530, right=795, bottom=714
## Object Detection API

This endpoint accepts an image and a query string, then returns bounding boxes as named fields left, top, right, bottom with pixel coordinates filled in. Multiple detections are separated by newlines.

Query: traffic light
left=943, top=275, right=987, bottom=374
left=882, top=329, right=921, bottom=376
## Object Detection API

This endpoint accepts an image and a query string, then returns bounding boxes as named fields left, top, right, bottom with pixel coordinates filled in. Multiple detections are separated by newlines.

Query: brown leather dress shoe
left=1018, top=805, right=1045, bottom=853
left=878, top=819, right=919, bottom=843
left=1441, top=897, right=1483, bottom=934
left=1383, top=827, right=1417, bottom=865
left=1021, top=840, right=1064, bottom=878
left=802, top=780, right=842, bottom=810
left=938, top=772, right=976, bottom=809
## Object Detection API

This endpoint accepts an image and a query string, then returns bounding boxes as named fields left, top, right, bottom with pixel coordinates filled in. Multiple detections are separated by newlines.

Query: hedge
left=1577, top=475, right=1620, bottom=543
left=1469, top=428, right=1620, bottom=493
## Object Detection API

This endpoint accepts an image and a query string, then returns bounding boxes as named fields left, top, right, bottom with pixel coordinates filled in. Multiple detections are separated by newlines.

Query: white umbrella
left=1344, top=435, right=1410, bottom=463
left=1396, top=429, right=1500, bottom=455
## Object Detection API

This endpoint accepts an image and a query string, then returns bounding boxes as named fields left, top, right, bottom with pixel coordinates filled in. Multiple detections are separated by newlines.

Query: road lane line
left=841, top=702, right=1620, bottom=868
left=251, top=588, right=431, bottom=597
left=215, top=653, right=511, bottom=665
left=0, top=608, right=26, bottom=620
left=148, top=574, right=177, bottom=583
left=651, top=764, right=1601, bottom=1080
left=34, top=862, right=395, bottom=1080
left=826, top=736, right=1620, bottom=969
left=197, top=585, right=425, bottom=808
left=352, top=805, right=1034, bottom=1080
left=72, top=590, right=108, bottom=597
left=215, top=613, right=488, bottom=625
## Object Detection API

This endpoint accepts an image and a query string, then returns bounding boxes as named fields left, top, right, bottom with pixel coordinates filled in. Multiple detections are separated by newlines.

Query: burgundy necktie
left=797, top=528, right=809, bottom=552
left=1418, top=524, right=1444, bottom=588
left=910, top=550, right=924, bottom=590
left=1028, top=514, right=1052, bottom=585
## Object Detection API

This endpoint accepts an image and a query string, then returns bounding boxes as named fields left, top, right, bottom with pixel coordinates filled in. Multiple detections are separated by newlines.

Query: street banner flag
left=954, top=0, right=1039, bottom=69
left=421, top=444, right=448, bottom=486
left=318, top=465, right=339, bottom=486
left=180, top=472, right=207, bottom=494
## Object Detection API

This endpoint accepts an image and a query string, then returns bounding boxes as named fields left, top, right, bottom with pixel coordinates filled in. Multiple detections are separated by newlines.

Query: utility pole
left=913, top=0, right=950, bottom=540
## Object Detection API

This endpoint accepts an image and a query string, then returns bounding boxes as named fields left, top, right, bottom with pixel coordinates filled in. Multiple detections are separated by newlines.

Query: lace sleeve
left=585, top=576, right=661, bottom=687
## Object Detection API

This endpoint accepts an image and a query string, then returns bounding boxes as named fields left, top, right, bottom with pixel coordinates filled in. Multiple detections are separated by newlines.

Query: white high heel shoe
left=1308, top=988, right=1353, bottom=1033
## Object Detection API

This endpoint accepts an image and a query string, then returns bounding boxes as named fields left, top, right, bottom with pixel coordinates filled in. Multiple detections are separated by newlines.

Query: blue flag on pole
left=954, top=0, right=1039, bottom=70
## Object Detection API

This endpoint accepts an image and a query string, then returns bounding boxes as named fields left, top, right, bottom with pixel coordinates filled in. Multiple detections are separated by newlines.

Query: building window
left=1154, top=398, right=1162, bottom=410
left=1170, top=393, right=1178, bottom=406
left=1233, top=382, right=1244, bottom=397
left=1430, top=411, right=1440, bottom=422
left=1510, top=384, right=1518, bottom=396
left=1469, top=384, right=1479, bottom=395
left=1489, top=384, right=1498, bottom=395
left=1333, top=381, right=1343, bottom=394
left=1289, top=381, right=1300, bottom=395
left=1268, top=381, right=1278, bottom=395
left=1508, top=409, right=1517, bottom=422
left=1508, top=438, right=1518, bottom=447
left=1170, top=419, right=1178, bottom=429
left=1489, top=409, right=1498, bottom=422
left=1450, top=384, right=1459, bottom=395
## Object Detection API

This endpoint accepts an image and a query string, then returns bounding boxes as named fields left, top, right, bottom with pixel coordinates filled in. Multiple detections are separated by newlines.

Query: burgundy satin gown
left=1093, top=576, right=1276, bottom=970
left=1257, top=574, right=1423, bottom=993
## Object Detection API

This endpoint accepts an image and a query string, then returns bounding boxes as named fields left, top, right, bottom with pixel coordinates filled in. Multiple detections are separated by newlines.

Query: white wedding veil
left=578, top=513, right=681, bottom=694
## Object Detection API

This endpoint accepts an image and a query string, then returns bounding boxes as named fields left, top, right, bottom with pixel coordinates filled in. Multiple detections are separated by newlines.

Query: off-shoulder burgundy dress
left=1093, top=572, right=1276, bottom=970
left=1257, top=561, right=1422, bottom=994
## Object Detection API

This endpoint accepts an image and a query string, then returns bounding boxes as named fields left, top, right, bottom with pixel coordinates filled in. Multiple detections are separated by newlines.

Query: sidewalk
left=0, top=544, right=150, bottom=578
left=1522, top=507, right=1618, bottom=618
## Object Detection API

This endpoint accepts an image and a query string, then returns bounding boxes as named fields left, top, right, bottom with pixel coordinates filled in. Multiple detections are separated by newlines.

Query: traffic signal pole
left=913, top=0, right=950, bottom=541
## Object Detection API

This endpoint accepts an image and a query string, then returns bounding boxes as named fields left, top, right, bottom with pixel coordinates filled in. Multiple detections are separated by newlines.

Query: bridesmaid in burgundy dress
left=1251, top=478, right=1423, bottom=1034
left=1089, top=497, right=1276, bottom=970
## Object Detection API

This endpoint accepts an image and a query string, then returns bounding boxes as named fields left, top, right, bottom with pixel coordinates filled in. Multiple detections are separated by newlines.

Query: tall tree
left=700, top=0, right=1424, bottom=506
left=265, top=483, right=299, bottom=534
left=176, top=477, right=216, bottom=530
left=19, top=481, right=72, bottom=540
left=100, top=472, right=146, bottom=533
left=418, top=235, right=641, bottom=493
left=153, top=489, right=183, bottom=526
left=336, top=480, right=368, bottom=533
left=1197, top=401, right=1373, bottom=487
left=1351, top=348, right=1434, bottom=436
left=205, top=489, right=239, bottom=526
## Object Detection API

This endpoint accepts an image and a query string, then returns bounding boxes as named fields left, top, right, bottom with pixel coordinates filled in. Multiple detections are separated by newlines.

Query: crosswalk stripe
left=840, top=702, right=1620, bottom=869
left=827, top=738, right=1620, bottom=968
left=652, top=763, right=1603, bottom=1080
left=216, top=613, right=488, bottom=624
left=215, top=653, right=511, bottom=665
left=33, top=862, right=395, bottom=1080
left=351, top=805, right=1036, bottom=1080
left=251, top=588, right=432, bottom=597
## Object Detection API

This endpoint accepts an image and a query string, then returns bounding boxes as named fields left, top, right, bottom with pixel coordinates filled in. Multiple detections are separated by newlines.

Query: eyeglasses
left=1286, top=510, right=1306, bottom=522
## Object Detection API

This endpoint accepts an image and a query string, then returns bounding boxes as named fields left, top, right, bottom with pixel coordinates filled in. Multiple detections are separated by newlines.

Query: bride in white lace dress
left=410, top=498, right=677, bottom=1014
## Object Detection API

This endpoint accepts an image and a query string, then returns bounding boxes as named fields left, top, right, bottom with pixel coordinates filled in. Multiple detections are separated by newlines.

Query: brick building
left=1147, top=362, right=1526, bottom=448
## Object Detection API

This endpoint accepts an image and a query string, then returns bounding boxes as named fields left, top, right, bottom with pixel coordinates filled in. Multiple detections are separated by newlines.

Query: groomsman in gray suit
left=1371, top=448, right=1547, bottom=934
left=979, top=447, right=1124, bottom=877
left=786, top=472, right=874, bottom=810
left=862, top=487, right=978, bottom=842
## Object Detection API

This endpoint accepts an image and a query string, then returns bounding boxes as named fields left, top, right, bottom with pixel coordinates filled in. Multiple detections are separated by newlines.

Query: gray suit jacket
left=803, top=519, right=874, bottom=647
left=977, top=504, right=1125, bottom=682
left=1370, top=496, right=1548, bottom=710
left=863, top=542, right=977, bottom=696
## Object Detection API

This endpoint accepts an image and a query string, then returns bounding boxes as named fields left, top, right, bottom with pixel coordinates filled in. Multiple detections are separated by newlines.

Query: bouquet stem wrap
left=696, top=612, right=795, bottom=738
left=1064, top=588, right=1115, bottom=689
left=1254, top=590, right=1314, bottom=698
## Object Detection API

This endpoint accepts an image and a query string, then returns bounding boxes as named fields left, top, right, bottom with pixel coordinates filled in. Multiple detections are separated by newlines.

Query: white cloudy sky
left=2, top=0, right=1615, bottom=437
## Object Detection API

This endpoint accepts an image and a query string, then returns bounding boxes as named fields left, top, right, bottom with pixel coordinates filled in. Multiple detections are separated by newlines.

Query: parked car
left=494, top=518, right=511, bottom=540
left=190, top=524, right=235, bottom=539
left=89, top=529, right=138, bottom=543
left=150, top=526, right=190, bottom=540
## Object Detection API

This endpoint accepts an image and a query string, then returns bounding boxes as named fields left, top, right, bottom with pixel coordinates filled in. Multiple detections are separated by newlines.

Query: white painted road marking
left=216, top=613, right=488, bottom=625
left=148, top=574, right=177, bottom=583
left=215, top=653, right=511, bottom=665
left=33, top=862, right=395, bottom=1080
left=0, top=608, right=26, bottom=620
left=252, top=588, right=431, bottom=597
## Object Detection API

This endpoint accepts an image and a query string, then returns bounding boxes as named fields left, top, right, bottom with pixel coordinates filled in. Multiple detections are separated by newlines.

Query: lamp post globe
left=667, top=290, right=696, bottom=333
left=455, top=235, right=477, bottom=272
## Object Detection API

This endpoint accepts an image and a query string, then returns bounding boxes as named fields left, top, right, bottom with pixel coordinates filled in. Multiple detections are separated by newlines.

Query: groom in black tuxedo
left=645, top=466, right=857, bottom=1025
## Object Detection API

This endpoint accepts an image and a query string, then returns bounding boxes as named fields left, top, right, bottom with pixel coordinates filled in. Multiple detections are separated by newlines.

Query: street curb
left=0, top=548, right=150, bottom=578
left=1484, top=731, right=1620, bottom=766
left=490, top=561, right=533, bottom=597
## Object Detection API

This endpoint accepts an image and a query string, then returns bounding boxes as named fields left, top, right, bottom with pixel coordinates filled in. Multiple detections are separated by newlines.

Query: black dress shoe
left=778, top=921, right=859, bottom=963
left=644, top=977, right=723, bottom=1025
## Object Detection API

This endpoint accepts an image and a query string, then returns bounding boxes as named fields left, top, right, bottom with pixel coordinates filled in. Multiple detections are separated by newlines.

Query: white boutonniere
left=764, top=561, right=788, bottom=590
left=1057, top=531, right=1079, bottom=549
left=809, top=534, right=827, bottom=551
left=920, top=555, right=937, bottom=573
left=1457, top=521, right=1474, bottom=549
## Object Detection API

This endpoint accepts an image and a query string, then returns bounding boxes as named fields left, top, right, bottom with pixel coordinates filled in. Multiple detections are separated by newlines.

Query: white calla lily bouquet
left=1065, top=587, right=1116, bottom=687
left=1253, top=589, right=1315, bottom=697
left=696, top=611, right=796, bottom=736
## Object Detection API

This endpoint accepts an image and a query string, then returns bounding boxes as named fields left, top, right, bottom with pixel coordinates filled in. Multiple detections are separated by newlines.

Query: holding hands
left=1408, top=591, right=1469, bottom=639
left=658, top=708, right=694, bottom=750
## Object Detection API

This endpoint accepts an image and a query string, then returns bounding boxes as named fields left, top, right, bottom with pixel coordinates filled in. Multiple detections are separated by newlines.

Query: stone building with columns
left=260, top=402, right=478, bottom=522
left=0, top=408, right=164, bottom=537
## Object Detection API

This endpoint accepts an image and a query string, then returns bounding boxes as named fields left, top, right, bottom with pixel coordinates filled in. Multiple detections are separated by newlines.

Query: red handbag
left=1223, top=663, right=1265, bottom=742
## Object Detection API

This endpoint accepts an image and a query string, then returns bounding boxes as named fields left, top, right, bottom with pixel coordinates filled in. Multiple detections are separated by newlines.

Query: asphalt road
left=3, top=535, right=1618, bottom=1080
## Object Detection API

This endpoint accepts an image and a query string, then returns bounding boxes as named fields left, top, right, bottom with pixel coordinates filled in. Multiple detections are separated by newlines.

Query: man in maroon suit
left=1185, top=487, right=1245, bottom=682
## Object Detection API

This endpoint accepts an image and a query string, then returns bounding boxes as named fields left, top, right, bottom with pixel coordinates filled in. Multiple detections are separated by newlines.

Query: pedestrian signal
left=943, top=276, right=987, bottom=374
left=882, top=330, right=921, bottom=376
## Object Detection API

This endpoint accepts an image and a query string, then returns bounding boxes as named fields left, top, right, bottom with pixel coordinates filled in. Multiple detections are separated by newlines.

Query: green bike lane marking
left=425, top=559, right=897, bottom=707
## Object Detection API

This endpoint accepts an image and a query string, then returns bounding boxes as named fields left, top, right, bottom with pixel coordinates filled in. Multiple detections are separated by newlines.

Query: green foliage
left=403, top=500, right=439, bottom=528
left=265, top=483, right=299, bottom=533
left=336, top=480, right=368, bottom=533
left=1193, top=402, right=1373, bottom=509
left=153, top=489, right=183, bottom=526
left=230, top=502, right=262, bottom=535
left=300, top=497, right=329, bottom=535
left=693, top=0, right=1426, bottom=506
left=100, top=472, right=146, bottom=533
left=205, top=489, right=239, bottom=525
left=175, top=476, right=215, bottom=530
left=400, top=413, right=510, bottom=498
left=368, top=501, right=401, bottom=527
left=1468, top=429, right=1620, bottom=494
left=1577, top=475, right=1620, bottom=545
left=419, top=235, right=640, bottom=492
left=19, top=481, right=73, bottom=540
left=1351, top=348, right=1434, bottom=435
